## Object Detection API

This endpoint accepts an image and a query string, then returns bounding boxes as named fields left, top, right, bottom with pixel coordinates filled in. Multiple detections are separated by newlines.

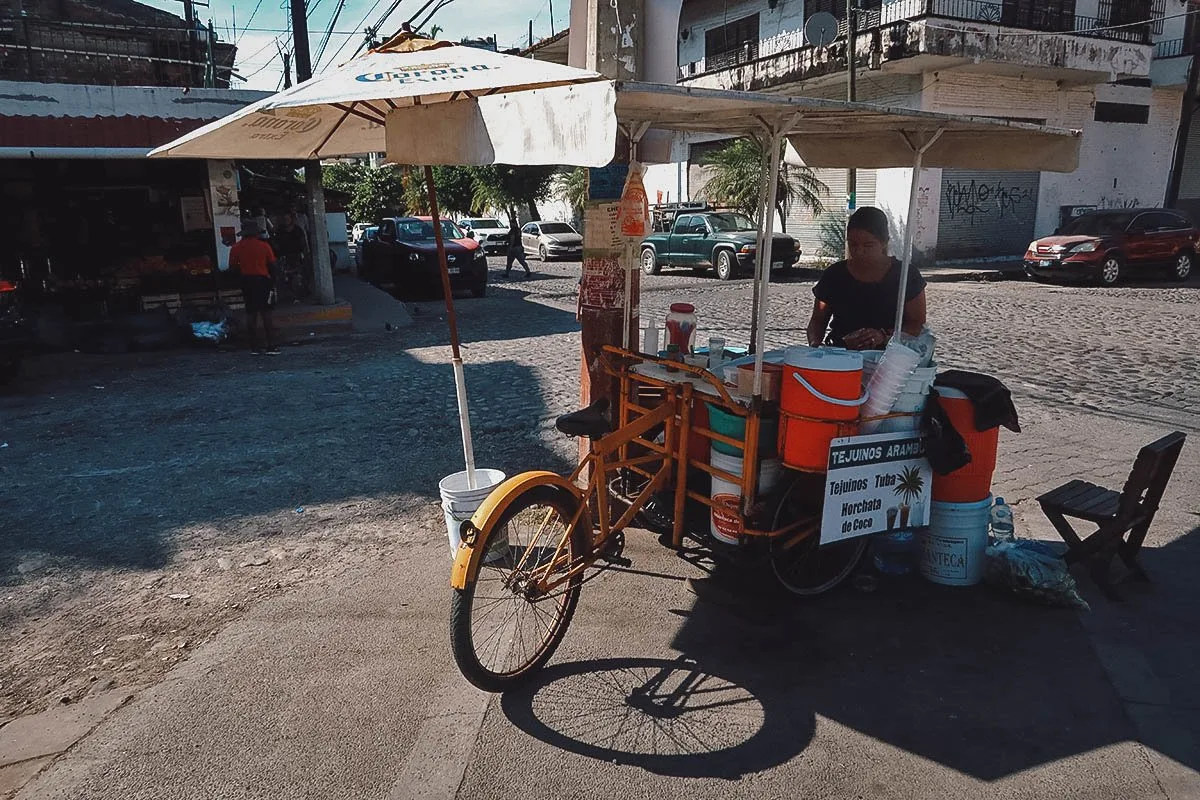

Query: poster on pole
left=820, top=431, right=932, bottom=545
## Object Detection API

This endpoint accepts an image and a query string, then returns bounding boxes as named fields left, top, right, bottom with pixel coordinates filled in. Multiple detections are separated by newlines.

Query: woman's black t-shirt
left=812, top=257, right=926, bottom=345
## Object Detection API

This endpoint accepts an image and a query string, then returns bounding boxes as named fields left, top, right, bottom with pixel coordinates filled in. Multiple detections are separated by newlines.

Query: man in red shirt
left=229, top=219, right=279, bottom=354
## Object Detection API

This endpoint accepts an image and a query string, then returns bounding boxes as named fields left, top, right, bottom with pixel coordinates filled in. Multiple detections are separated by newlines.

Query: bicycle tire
left=768, top=474, right=867, bottom=596
left=451, top=483, right=586, bottom=692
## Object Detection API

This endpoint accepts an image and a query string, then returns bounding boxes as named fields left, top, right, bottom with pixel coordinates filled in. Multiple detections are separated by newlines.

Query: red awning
left=0, top=115, right=213, bottom=148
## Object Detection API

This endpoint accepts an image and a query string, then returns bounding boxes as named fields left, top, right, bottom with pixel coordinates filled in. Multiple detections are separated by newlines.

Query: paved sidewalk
left=12, top=406, right=1199, bottom=800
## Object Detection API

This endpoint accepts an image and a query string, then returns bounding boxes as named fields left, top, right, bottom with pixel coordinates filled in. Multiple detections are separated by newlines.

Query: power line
left=322, top=0, right=386, bottom=67
left=314, top=0, right=348, bottom=68
left=235, top=0, right=265, bottom=44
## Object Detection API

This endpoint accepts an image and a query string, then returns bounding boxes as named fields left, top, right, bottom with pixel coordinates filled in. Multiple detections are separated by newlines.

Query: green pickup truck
left=640, top=211, right=800, bottom=281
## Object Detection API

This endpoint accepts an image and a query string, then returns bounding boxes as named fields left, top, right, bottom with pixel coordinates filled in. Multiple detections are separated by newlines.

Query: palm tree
left=555, top=168, right=589, bottom=218
left=893, top=465, right=926, bottom=528
left=699, top=138, right=827, bottom=232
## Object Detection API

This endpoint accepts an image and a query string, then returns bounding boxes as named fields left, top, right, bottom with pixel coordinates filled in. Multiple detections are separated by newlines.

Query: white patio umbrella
left=151, top=33, right=619, bottom=489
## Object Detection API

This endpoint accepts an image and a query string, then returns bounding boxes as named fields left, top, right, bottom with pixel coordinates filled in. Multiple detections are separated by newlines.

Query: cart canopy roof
left=612, top=82, right=1080, bottom=173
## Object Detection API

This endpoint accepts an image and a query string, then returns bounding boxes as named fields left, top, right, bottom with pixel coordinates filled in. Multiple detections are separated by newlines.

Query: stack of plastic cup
left=860, top=339, right=921, bottom=434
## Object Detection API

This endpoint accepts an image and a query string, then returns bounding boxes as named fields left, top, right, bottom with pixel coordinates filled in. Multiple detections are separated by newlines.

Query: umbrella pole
left=752, top=131, right=784, bottom=398
left=893, top=129, right=943, bottom=338
left=424, top=165, right=477, bottom=489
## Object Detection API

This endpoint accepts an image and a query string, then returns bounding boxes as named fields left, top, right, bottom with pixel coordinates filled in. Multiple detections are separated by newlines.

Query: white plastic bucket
left=708, top=449, right=783, bottom=545
left=918, top=496, right=993, bottom=586
left=439, top=469, right=506, bottom=558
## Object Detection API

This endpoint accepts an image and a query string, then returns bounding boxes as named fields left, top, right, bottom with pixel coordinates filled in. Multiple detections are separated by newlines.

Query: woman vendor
left=806, top=206, right=927, bottom=350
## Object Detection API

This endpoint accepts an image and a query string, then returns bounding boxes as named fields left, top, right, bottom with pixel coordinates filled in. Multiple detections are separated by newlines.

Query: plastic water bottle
left=990, top=497, right=1015, bottom=545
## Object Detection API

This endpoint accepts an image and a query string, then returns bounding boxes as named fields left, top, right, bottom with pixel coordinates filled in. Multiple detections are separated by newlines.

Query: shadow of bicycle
left=500, top=653, right=811, bottom=780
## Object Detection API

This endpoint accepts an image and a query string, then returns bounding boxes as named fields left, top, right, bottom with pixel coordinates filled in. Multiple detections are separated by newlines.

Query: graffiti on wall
left=943, top=179, right=1037, bottom=224
left=1098, top=196, right=1142, bottom=210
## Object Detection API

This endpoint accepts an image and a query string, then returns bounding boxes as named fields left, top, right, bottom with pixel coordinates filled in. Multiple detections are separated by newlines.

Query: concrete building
left=642, top=0, right=1193, bottom=263
left=0, top=0, right=238, bottom=88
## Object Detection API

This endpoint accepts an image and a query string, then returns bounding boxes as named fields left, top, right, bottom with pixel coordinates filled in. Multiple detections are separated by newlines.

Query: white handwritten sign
left=820, top=431, right=932, bottom=545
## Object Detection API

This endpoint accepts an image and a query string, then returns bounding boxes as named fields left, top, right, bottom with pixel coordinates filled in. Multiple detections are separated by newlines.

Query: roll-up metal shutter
left=937, top=169, right=1041, bottom=260
left=786, top=168, right=877, bottom=259
left=1177, top=108, right=1200, bottom=201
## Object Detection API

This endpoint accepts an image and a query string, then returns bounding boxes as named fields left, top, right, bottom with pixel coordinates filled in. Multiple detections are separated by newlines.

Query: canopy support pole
left=623, top=121, right=651, bottom=351
left=747, top=132, right=772, bottom=357
left=425, top=164, right=476, bottom=489
left=752, top=128, right=785, bottom=398
left=892, top=128, right=944, bottom=338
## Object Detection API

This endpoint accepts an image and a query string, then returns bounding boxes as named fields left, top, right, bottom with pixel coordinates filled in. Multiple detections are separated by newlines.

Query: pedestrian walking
left=229, top=219, right=280, bottom=355
left=504, top=220, right=531, bottom=279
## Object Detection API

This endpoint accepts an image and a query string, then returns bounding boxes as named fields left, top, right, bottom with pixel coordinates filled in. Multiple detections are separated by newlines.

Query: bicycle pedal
left=600, top=553, right=633, bottom=568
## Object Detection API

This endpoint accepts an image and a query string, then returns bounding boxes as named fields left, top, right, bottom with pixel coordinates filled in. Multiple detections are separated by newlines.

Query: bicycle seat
left=555, top=397, right=612, bottom=439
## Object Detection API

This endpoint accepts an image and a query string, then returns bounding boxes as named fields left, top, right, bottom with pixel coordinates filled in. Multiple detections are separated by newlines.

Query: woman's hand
left=843, top=327, right=888, bottom=350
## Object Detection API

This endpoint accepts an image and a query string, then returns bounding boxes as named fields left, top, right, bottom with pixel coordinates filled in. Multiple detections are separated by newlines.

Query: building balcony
left=680, top=0, right=1158, bottom=93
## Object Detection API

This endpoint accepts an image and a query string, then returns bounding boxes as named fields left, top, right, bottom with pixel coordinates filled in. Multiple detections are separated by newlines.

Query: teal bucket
left=706, top=402, right=778, bottom=458
left=918, top=496, right=993, bottom=586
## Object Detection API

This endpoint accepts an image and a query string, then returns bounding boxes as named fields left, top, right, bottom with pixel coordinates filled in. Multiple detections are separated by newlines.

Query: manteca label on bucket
left=711, top=493, right=743, bottom=542
left=921, top=534, right=969, bottom=580
left=820, top=431, right=932, bottom=545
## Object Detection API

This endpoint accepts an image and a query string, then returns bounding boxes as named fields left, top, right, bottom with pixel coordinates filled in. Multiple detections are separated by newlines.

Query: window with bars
left=1098, top=0, right=1166, bottom=35
left=703, top=12, right=760, bottom=69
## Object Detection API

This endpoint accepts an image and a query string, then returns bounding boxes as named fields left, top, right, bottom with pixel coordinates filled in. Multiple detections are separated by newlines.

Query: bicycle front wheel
left=451, top=484, right=586, bottom=692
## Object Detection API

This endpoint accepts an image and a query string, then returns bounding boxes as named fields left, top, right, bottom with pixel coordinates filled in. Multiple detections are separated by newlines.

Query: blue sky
left=143, top=0, right=560, bottom=90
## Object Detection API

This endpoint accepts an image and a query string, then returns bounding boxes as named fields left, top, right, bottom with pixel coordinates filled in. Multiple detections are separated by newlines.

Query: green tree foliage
left=321, top=161, right=405, bottom=224
left=699, top=138, right=827, bottom=232
left=470, top=165, right=558, bottom=221
left=555, top=168, right=589, bottom=218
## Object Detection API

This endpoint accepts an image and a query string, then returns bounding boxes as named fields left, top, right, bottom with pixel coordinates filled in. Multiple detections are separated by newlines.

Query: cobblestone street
left=2, top=259, right=1198, bottom=799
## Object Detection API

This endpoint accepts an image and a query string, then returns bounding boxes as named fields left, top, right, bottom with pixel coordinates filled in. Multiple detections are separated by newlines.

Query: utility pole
left=204, top=20, right=215, bottom=88
left=549, top=0, right=555, bottom=35
left=183, top=0, right=199, bottom=85
left=290, top=0, right=336, bottom=305
left=846, top=0, right=857, bottom=215
left=278, top=42, right=293, bottom=88
left=575, top=0, right=644, bottom=425
left=529, top=19, right=534, bottom=48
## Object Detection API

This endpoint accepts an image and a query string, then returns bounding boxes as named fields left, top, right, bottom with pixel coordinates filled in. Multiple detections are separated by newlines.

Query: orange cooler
left=931, top=386, right=999, bottom=502
left=778, top=348, right=866, bottom=471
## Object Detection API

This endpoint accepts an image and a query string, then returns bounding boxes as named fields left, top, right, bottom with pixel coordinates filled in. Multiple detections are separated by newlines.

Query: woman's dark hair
left=847, top=206, right=890, bottom=243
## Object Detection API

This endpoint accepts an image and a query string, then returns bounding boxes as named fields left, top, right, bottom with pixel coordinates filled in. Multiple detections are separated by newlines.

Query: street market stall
left=145, top=34, right=1083, bottom=693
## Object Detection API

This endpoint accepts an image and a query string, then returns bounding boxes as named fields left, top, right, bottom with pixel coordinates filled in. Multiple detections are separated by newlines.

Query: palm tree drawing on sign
left=893, top=465, right=925, bottom=528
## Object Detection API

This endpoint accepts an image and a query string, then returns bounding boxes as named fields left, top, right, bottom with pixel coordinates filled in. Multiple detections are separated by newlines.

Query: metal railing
left=1155, top=37, right=1186, bottom=59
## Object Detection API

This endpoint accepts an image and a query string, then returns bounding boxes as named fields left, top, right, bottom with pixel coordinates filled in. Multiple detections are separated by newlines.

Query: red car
left=1023, top=209, right=1199, bottom=286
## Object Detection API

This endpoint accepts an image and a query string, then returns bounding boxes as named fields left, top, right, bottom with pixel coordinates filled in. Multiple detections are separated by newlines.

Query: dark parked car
left=640, top=211, right=799, bottom=281
left=1024, top=209, right=1199, bottom=286
left=361, top=216, right=488, bottom=298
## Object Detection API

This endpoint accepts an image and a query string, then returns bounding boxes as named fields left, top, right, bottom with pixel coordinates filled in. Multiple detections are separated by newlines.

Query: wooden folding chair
left=1037, top=432, right=1186, bottom=600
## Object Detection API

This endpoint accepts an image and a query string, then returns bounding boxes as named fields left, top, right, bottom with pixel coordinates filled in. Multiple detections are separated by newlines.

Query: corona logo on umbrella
left=356, top=63, right=494, bottom=84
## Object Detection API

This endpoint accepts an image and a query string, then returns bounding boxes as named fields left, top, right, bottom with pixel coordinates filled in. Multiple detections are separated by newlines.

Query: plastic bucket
left=778, top=348, right=866, bottom=471
left=930, top=387, right=1000, bottom=503
left=439, top=469, right=506, bottom=558
left=706, top=402, right=778, bottom=458
left=708, top=449, right=783, bottom=545
left=919, top=496, right=993, bottom=586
